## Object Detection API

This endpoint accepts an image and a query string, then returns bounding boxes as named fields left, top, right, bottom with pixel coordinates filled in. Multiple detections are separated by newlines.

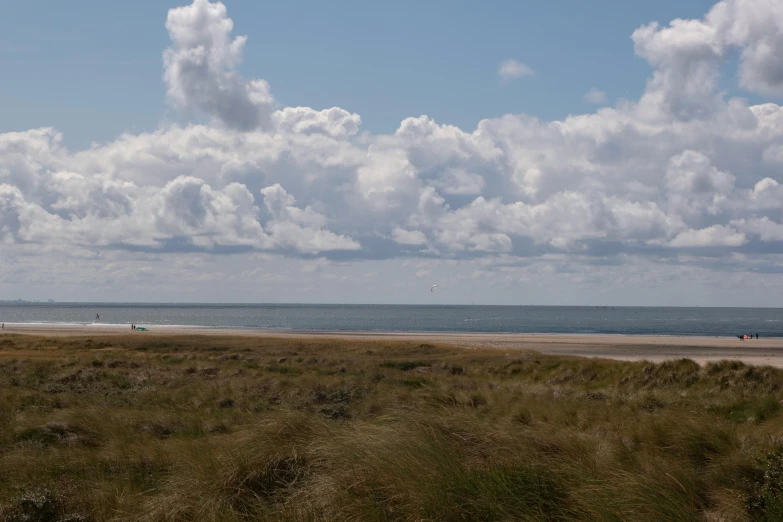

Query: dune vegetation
left=1, top=333, right=783, bottom=521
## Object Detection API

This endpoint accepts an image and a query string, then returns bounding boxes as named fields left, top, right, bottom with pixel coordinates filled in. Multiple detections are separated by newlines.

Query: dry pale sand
left=2, top=323, right=783, bottom=367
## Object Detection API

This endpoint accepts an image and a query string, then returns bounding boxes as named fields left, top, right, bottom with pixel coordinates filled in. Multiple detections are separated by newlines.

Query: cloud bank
left=2, top=0, right=783, bottom=301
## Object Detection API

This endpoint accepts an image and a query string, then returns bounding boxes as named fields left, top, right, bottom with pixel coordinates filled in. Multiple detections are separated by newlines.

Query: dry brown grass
left=1, top=334, right=783, bottom=521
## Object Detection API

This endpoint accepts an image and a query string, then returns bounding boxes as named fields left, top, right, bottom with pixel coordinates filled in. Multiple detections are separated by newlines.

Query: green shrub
left=746, top=448, right=783, bottom=520
left=0, top=488, right=90, bottom=522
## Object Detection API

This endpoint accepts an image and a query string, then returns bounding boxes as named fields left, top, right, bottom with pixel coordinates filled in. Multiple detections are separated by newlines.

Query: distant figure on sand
left=756, top=333, right=759, bottom=339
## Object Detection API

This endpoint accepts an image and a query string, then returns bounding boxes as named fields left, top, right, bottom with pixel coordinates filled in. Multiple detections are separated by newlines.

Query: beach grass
left=1, top=334, right=783, bottom=521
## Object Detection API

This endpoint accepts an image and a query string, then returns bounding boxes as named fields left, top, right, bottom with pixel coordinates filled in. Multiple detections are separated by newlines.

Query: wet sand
left=2, top=324, right=783, bottom=367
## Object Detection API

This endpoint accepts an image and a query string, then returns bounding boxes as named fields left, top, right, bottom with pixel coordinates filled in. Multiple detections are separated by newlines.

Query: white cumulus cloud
left=273, top=107, right=362, bottom=138
left=163, top=0, right=275, bottom=130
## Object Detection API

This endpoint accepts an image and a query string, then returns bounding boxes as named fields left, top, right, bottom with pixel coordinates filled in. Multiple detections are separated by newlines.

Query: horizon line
left=0, top=301, right=779, bottom=309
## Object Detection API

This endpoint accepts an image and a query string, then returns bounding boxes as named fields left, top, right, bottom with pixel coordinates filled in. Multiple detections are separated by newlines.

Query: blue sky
left=1, top=0, right=721, bottom=148
left=2, top=0, right=783, bottom=306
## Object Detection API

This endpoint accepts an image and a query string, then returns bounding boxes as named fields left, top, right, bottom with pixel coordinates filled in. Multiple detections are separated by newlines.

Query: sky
left=1, top=0, right=783, bottom=306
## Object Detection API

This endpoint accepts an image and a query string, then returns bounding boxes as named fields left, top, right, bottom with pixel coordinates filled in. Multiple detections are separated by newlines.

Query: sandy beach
left=3, top=323, right=783, bottom=367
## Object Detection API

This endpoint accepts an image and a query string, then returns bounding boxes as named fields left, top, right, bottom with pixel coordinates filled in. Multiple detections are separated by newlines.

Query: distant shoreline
left=0, top=322, right=780, bottom=338
left=0, top=321, right=780, bottom=338
left=3, top=323, right=783, bottom=368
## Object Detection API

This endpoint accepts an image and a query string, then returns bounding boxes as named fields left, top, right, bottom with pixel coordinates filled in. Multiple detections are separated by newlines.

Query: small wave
left=2, top=321, right=94, bottom=327
left=0, top=321, right=217, bottom=329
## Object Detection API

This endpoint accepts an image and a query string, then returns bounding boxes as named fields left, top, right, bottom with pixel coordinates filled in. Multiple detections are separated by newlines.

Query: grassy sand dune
left=1, top=334, right=783, bottom=521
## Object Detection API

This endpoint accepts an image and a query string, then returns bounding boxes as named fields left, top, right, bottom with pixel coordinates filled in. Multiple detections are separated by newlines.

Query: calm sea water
left=1, top=303, right=782, bottom=337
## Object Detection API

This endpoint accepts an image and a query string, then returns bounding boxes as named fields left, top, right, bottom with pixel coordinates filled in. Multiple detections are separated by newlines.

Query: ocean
left=0, top=303, right=781, bottom=337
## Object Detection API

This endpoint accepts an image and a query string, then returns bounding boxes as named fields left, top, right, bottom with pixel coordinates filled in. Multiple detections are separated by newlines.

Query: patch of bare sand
left=2, top=324, right=783, bottom=367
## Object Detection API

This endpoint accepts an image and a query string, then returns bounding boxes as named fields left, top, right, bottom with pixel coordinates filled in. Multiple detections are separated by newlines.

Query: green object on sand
left=136, top=327, right=148, bottom=331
